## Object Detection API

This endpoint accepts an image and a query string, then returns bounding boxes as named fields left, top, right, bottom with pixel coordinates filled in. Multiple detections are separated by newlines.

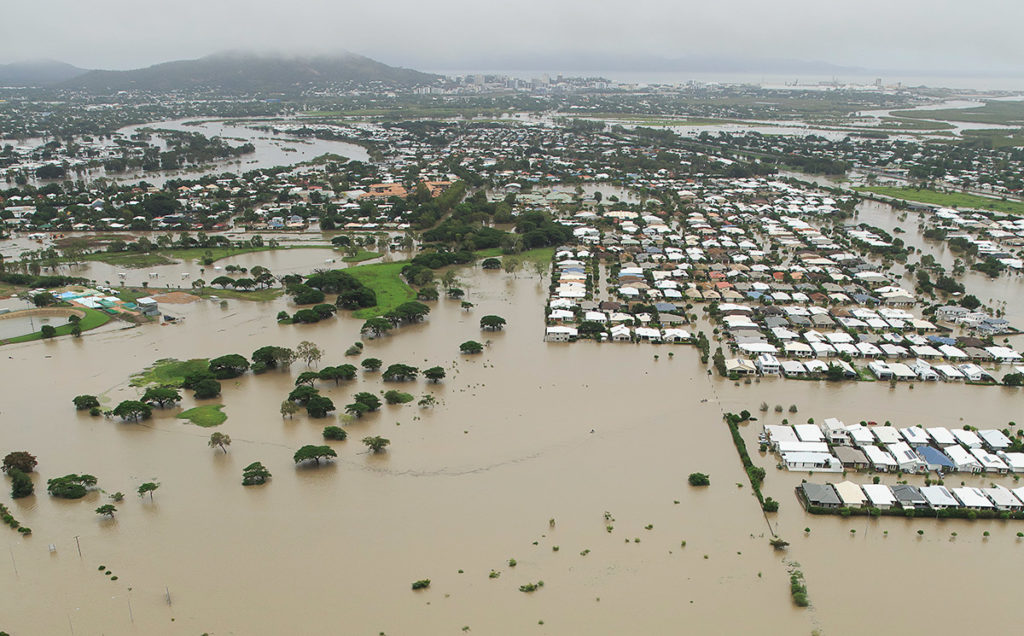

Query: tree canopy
left=480, top=315, right=507, bottom=330
left=423, top=366, right=446, bottom=382
left=2, top=451, right=37, bottom=474
left=460, top=340, right=484, bottom=354
left=141, top=386, right=182, bottom=408
left=72, top=395, right=100, bottom=411
left=112, top=400, right=153, bottom=422
left=242, top=461, right=271, bottom=485
left=382, top=363, right=419, bottom=381
left=208, top=354, right=250, bottom=379
left=293, top=444, right=338, bottom=465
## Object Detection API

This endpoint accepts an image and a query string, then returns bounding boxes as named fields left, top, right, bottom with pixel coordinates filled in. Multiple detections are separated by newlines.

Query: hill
left=61, top=51, right=437, bottom=93
left=0, top=59, right=88, bottom=86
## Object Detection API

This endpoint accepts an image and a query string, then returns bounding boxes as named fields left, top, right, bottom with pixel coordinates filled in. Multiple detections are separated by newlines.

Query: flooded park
left=3, top=242, right=1024, bottom=635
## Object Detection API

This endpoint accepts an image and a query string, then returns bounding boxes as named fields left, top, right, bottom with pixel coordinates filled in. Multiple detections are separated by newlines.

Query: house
left=900, top=427, right=930, bottom=446
left=862, top=483, right=896, bottom=509
left=952, top=429, right=983, bottom=448
left=800, top=483, right=841, bottom=509
left=925, top=427, right=957, bottom=447
left=915, top=446, right=954, bottom=473
left=793, top=424, right=825, bottom=443
left=780, top=360, right=807, bottom=377
left=764, top=425, right=799, bottom=449
left=833, top=480, right=867, bottom=507
left=725, top=358, right=757, bottom=376
left=833, top=446, right=869, bottom=469
left=886, top=442, right=927, bottom=473
left=983, top=486, right=1023, bottom=511
left=945, top=445, right=983, bottom=473
left=912, top=359, right=939, bottom=381
left=970, top=448, right=1009, bottom=474
left=978, top=429, right=1012, bottom=451
left=952, top=487, right=995, bottom=510
left=920, top=485, right=959, bottom=510
left=545, top=326, right=578, bottom=342
left=868, top=361, right=893, bottom=379
left=845, top=423, right=876, bottom=448
left=891, top=484, right=927, bottom=509
left=821, top=417, right=851, bottom=446
left=864, top=445, right=898, bottom=472
left=997, top=451, right=1024, bottom=473
left=755, top=353, right=780, bottom=375
left=872, top=427, right=902, bottom=445
left=782, top=451, right=842, bottom=472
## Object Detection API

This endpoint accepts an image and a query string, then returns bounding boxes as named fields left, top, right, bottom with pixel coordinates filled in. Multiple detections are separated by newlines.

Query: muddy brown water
left=2, top=255, right=1024, bottom=635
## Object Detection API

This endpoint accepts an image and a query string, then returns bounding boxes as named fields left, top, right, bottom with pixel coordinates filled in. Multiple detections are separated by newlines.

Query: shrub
left=411, top=579, right=431, bottom=590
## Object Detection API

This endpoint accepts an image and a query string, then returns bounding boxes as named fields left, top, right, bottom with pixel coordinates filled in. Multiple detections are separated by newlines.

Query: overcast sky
left=2, top=0, right=1020, bottom=75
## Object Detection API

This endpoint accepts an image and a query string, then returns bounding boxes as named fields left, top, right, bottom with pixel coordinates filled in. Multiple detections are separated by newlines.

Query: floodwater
left=3, top=248, right=1024, bottom=635
left=12, top=117, right=370, bottom=188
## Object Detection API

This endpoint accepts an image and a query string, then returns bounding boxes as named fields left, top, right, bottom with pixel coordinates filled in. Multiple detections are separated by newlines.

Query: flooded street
left=3, top=247, right=1024, bottom=635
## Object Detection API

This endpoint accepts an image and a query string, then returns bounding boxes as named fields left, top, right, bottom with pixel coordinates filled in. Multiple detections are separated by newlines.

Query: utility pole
left=74, top=535, right=82, bottom=558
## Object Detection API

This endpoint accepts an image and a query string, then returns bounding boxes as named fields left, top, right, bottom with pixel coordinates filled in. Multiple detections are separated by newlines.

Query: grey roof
left=802, top=483, right=841, bottom=506
left=891, top=484, right=926, bottom=504
left=833, top=446, right=868, bottom=465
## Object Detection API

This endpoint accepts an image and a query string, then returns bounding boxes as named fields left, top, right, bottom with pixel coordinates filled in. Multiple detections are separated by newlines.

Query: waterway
left=3, top=245, right=1024, bottom=635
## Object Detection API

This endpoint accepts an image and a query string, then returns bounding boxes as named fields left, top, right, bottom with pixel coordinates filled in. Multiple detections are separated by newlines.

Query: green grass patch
left=177, top=404, right=227, bottom=427
left=1, top=308, right=112, bottom=345
left=130, top=358, right=210, bottom=387
left=473, top=247, right=554, bottom=268
left=876, top=117, right=955, bottom=131
left=341, top=250, right=381, bottom=263
left=891, top=100, right=1024, bottom=126
left=856, top=186, right=1024, bottom=215
left=196, top=287, right=284, bottom=301
left=346, top=261, right=416, bottom=319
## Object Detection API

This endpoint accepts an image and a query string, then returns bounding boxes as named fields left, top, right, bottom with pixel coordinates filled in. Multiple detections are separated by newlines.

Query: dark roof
left=915, top=446, right=954, bottom=468
left=801, top=483, right=840, bottom=506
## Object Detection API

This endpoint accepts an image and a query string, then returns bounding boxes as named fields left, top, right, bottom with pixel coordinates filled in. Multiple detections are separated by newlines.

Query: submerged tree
left=95, top=504, right=117, bottom=519
left=296, top=341, right=323, bottom=368
left=2, top=451, right=37, bottom=474
left=242, top=461, right=272, bottom=486
left=137, top=481, right=160, bottom=500
left=293, top=445, right=337, bottom=466
left=362, top=436, right=391, bottom=454
left=209, top=432, right=232, bottom=453
left=112, top=400, right=152, bottom=422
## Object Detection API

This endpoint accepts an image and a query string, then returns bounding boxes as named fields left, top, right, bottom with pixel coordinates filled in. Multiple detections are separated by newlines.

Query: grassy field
left=876, top=117, right=955, bottom=131
left=177, top=404, right=227, bottom=428
left=196, top=287, right=284, bottom=301
left=856, top=186, right=1024, bottom=215
left=346, top=261, right=416, bottom=319
left=1, top=307, right=113, bottom=345
left=474, top=247, right=555, bottom=268
left=891, top=100, right=1024, bottom=126
left=341, top=250, right=381, bottom=263
left=130, top=358, right=210, bottom=387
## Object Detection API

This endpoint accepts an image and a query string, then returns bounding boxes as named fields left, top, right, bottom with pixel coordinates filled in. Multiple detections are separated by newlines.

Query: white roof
left=765, top=425, right=798, bottom=444
left=952, top=429, right=983, bottom=447
left=926, top=427, right=956, bottom=445
left=863, top=445, right=897, bottom=467
left=900, top=427, right=930, bottom=445
left=862, top=484, right=896, bottom=506
left=984, top=486, right=1021, bottom=508
left=978, top=429, right=1011, bottom=449
left=872, top=427, right=902, bottom=445
left=952, top=487, right=994, bottom=508
left=793, top=424, right=824, bottom=442
left=920, top=485, right=959, bottom=507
